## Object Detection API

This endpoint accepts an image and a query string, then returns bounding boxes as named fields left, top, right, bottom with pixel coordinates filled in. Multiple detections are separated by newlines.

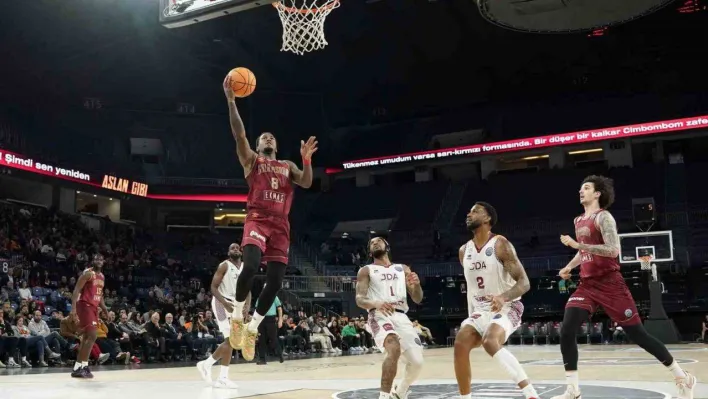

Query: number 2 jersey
left=246, top=156, right=294, bottom=218
left=462, top=235, right=520, bottom=315
left=366, top=263, right=409, bottom=313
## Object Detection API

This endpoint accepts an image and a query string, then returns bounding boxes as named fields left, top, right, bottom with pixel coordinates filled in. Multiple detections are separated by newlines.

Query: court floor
left=1, top=344, right=707, bottom=398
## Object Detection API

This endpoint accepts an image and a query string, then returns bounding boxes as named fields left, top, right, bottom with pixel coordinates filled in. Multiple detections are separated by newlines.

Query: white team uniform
left=211, top=260, right=243, bottom=335
left=365, top=263, right=421, bottom=353
left=460, top=235, right=524, bottom=342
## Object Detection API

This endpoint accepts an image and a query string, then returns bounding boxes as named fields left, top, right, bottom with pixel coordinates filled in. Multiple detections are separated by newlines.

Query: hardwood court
left=0, top=344, right=706, bottom=398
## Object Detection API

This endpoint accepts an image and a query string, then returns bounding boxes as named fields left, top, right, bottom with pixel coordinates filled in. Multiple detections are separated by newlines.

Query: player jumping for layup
left=197, top=243, right=249, bottom=388
left=356, top=237, right=424, bottom=399
left=70, top=254, right=108, bottom=379
left=553, top=175, right=696, bottom=399
left=454, top=202, right=540, bottom=399
left=223, top=74, right=318, bottom=361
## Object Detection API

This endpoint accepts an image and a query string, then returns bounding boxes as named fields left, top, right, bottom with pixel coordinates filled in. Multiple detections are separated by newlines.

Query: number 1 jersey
left=366, top=263, right=409, bottom=313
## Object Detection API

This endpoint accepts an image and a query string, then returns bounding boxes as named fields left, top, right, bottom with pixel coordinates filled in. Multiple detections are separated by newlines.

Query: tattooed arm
left=495, top=236, right=531, bottom=302
left=578, top=211, right=620, bottom=258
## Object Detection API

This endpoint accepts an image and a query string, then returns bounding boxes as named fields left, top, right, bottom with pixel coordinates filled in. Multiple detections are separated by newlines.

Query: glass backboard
left=618, top=230, right=673, bottom=264
left=160, top=0, right=264, bottom=28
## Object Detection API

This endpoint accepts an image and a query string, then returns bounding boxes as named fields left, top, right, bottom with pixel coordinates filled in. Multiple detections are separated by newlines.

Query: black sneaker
left=71, top=368, right=85, bottom=378
left=82, top=366, right=94, bottom=379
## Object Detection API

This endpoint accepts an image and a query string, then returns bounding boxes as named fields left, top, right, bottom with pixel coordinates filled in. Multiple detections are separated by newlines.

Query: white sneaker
left=6, top=358, right=20, bottom=368
left=196, top=360, right=212, bottom=383
left=214, top=377, right=239, bottom=389
left=676, top=372, right=697, bottom=399
left=550, top=385, right=581, bottom=399
left=392, top=384, right=409, bottom=399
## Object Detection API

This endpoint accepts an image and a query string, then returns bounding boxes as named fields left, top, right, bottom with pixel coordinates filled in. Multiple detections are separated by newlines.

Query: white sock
left=219, top=366, right=229, bottom=379
left=492, top=348, right=529, bottom=383
left=565, top=371, right=579, bottom=392
left=81, top=361, right=89, bottom=367
left=205, top=354, right=218, bottom=367
left=378, top=392, right=391, bottom=399
left=73, top=362, right=82, bottom=371
left=459, top=395, right=471, bottom=399
left=521, top=385, right=539, bottom=398
left=232, top=301, right=245, bottom=321
left=667, top=361, right=687, bottom=378
left=247, top=311, right=265, bottom=333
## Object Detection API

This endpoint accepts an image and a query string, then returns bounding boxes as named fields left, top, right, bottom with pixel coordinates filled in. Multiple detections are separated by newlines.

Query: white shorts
left=211, top=296, right=234, bottom=336
left=367, top=311, right=422, bottom=353
left=460, top=301, right=524, bottom=343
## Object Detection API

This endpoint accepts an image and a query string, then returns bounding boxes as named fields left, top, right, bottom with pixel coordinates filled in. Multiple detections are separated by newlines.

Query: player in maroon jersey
left=222, top=74, right=317, bottom=361
left=552, top=175, right=696, bottom=399
left=70, top=253, right=108, bottom=378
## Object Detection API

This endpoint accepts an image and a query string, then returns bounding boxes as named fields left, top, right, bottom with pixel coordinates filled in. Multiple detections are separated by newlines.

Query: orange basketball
left=228, top=67, right=257, bottom=98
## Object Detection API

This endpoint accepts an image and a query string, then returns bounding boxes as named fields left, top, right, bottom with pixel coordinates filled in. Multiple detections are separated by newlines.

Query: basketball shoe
left=241, top=329, right=258, bottom=361
left=214, top=377, right=239, bottom=389
left=196, top=360, right=212, bottom=383
left=676, top=372, right=697, bottom=399
left=550, top=386, right=580, bottom=399
left=230, top=319, right=245, bottom=349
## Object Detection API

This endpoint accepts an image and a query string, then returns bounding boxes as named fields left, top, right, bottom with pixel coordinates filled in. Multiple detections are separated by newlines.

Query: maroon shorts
left=241, top=213, right=290, bottom=264
left=76, top=301, right=99, bottom=332
left=566, top=271, right=641, bottom=326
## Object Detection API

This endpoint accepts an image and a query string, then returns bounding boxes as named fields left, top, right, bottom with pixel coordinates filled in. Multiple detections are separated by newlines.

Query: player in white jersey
left=454, top=202, right=541, bottom=399
left=356, top=237, right=424, bottom=399
left=197, top=243, right=251, bottom=389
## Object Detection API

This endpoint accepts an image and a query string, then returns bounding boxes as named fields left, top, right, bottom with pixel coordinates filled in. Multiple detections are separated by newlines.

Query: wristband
left=303, top=159, right=311, bottom=166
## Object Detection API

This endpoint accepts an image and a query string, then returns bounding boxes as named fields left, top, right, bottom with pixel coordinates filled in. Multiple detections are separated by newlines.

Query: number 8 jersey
left=462, top=235, right=520, bottom=314
left=246, top=156, right=295, bottom=218
left=366, top=263, right=409, bottom=313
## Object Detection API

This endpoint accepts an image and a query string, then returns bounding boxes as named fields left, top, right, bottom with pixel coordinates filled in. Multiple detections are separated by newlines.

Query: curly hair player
left=454, top=202, right=540, bottom=399
left=222, top=74, right=318, bottom=361
left=356, top=237, right=424, bottom=399
left=553, top=175, right=696, bottom=399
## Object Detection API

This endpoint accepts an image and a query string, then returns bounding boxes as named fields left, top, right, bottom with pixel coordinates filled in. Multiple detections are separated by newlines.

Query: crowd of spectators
left=1, top=202, right=435, bottom=369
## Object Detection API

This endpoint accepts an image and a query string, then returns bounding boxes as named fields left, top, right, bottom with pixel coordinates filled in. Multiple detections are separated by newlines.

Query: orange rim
left=272, top=0, right=339, bottom=14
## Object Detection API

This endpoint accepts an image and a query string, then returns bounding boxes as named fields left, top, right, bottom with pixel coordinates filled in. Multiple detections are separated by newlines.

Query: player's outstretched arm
left=355, top=266, right=378, bottom=311
left=223, top=75, right=257, bottom=171
left=287, top=136, right=318, bottom=188
left=404, top=265, right=424, bottom=304
left=496, top=237, right=531, bottom=302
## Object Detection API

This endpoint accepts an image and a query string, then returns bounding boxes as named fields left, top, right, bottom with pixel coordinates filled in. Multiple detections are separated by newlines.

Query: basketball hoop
left=272, top=0, right=340, bottom=55
left=639, top=255, right=653, bottom=271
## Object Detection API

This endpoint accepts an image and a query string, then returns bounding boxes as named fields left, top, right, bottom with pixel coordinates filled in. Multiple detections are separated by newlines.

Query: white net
left=272, top=0, right=340, bottom=55
left=639, top=255, right=653, bottom=271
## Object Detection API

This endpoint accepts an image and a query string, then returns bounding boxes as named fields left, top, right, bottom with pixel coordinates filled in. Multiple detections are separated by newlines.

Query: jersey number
left=476, top=276, right=485, bottom=289
left=1, top=262, right=8, bottom=274
left=96, top=287, right=103, bottom=296
left=270, top=177, right=279, bottom=190
left=389, top=286, right=395, bottom=296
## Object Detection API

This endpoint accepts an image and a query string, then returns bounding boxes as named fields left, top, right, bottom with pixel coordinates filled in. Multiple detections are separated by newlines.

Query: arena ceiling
left=1, top=0, right=707, bottom=122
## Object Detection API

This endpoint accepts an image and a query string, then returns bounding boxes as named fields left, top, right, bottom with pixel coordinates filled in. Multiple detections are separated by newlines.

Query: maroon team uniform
left=241, top=156, right=294, bottom=264
left=565, top=209, right=640, bottom=326
left=76, top=269, right=105, bottom=332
